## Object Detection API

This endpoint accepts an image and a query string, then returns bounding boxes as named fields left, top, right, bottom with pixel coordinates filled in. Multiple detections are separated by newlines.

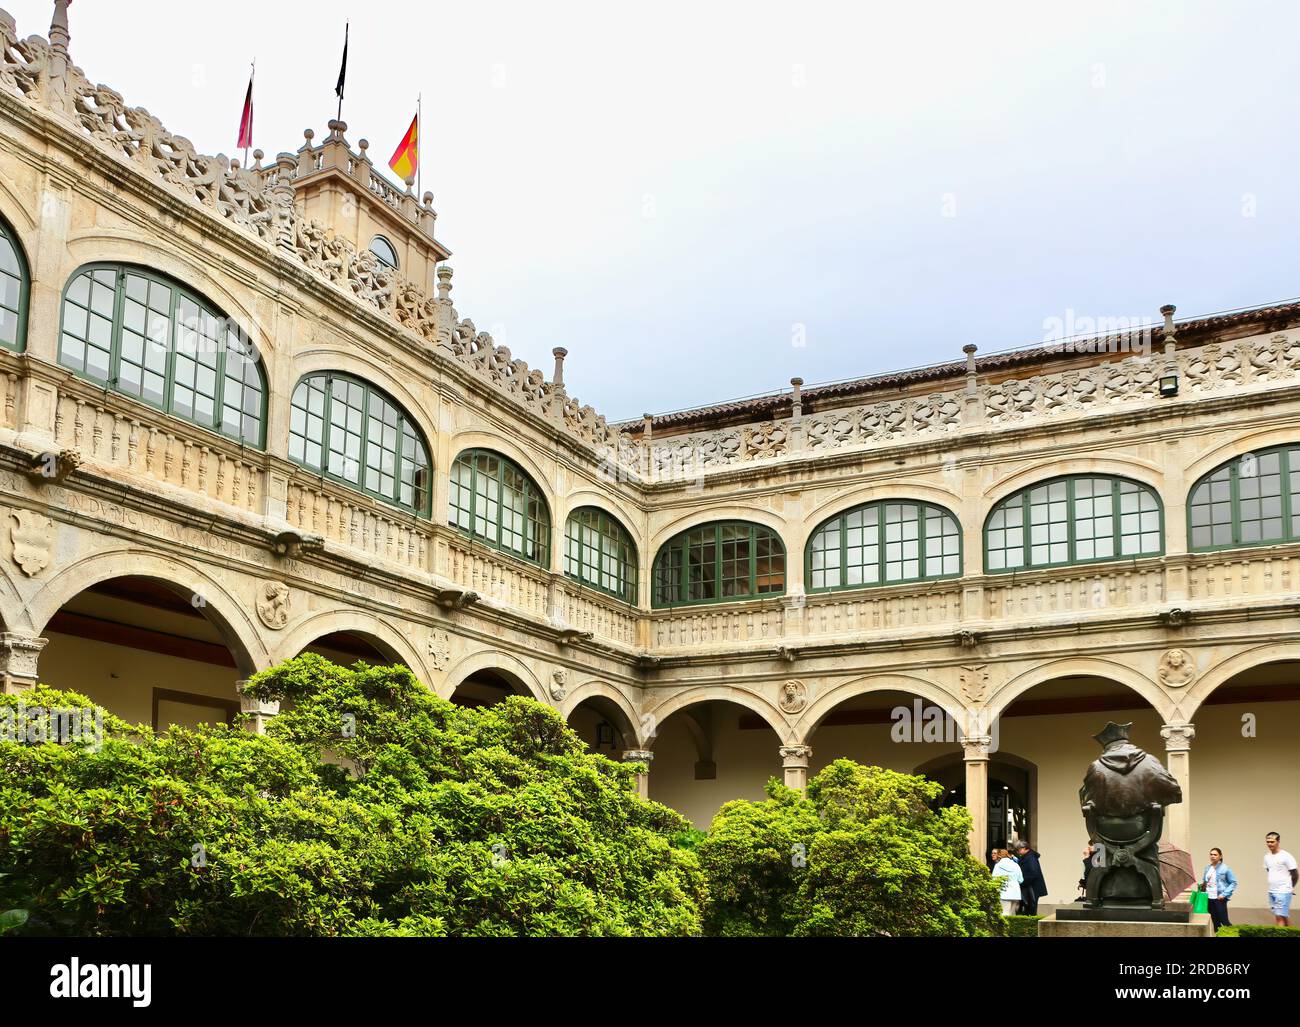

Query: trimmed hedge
left=1216, top=924, right=1300, bottom=938
left=1005, top=915, right=1042, bottom=937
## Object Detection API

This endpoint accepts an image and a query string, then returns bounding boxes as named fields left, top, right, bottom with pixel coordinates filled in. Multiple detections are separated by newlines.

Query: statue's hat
left=1092, top=721, right=1133, bottom=747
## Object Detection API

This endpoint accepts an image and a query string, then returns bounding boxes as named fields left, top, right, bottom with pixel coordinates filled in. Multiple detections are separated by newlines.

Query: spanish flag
left=388, top=113, right=419, bottom=182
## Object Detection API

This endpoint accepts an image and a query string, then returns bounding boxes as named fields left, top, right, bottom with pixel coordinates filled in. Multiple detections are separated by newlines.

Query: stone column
left=1161, top=721, right=1195, bottom=853
left=0, top=633, right=48, bottom=695
left=962, top=734, right=992, bottom=860
left=237, top=680, right=280, bottom=735
left=780, top=744, right=812, bottom=792
left=622, top=749, right=654, bottom=799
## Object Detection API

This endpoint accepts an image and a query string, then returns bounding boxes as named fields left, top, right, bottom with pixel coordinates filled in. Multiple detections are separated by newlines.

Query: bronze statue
left=1079, top=721, right=1182, bottom=909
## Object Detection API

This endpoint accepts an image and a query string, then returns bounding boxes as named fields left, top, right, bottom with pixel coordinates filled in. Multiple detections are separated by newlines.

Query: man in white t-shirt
left=1264, top=832, right=1298, bottom=926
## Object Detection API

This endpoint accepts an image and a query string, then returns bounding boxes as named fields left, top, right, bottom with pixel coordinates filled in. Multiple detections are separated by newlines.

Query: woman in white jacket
left=991, top=848, right=1023, bottom=915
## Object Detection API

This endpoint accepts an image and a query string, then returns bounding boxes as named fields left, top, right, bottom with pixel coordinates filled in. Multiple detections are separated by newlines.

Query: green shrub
left=697, top=759, right=1004, bottom=936
left=1220, top=924, right=1300, bottom=938
left=0, top=659, right=705, bottom=936
left=1005, top=914, right=1042, bottom=937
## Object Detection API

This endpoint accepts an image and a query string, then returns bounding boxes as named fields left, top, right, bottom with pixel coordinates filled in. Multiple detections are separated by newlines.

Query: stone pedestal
left=1039, top=909, right=1214, bottom=938
left=622, top=749, right=653, bottom=799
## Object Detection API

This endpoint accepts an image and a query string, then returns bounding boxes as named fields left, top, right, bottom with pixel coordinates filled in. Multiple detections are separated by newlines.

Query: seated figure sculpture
left=1079, top=721, right=1183, bottom=909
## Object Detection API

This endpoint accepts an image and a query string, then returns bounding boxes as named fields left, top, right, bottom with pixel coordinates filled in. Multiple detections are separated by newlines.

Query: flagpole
left=416, top=93, right=422, bottom=200
left=243, top=59, right=255, bottom=168
left=336, top=23, right=349, bottom=123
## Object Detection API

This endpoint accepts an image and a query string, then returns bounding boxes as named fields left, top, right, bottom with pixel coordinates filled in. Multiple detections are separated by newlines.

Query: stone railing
left=558, top=584, right=640, bottom=647
left=801, top=580, right=966, bottom=636
left=49, top=375, right=265, bottom=515
left=437, top=533, right=552, bottom=620
left=284, top=469, right=431, bottom=573
left=1187, top=544, right=1300, bottom=602
left=0, top=4, right=629, bottom=460
left=643, top=330, right=1300, bottom=478
left=982, top=562, right=1167, bottom=622
left=649, top=600, right=787, bottom=649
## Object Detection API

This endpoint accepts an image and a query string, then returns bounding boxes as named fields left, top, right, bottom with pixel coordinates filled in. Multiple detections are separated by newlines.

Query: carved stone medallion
left=778, top=679, right=807, bottom=715
left=959, top=665, right=989, bottom=704
left=1157, top=648, right=1196, bottom=689
left=550, top=669, right=567, bottom=702
left=256, top=581, right=290, bottom=630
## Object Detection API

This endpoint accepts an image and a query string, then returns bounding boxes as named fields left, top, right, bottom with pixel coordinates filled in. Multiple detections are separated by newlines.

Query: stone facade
left=1, top=3, right=1298, bottom=917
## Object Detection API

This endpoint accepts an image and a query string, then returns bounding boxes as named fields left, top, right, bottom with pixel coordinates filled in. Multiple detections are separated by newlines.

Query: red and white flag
left=237, top=69, right=254, bottom=151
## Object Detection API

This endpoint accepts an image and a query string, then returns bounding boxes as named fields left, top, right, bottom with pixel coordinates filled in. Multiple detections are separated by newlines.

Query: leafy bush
left=1216, top=924, right=1300, bottom=938
left=697, top=759, right=1004, bottom=936
left=0, top=658, right=705, bottom=936
left=1005, top=915, right=1042, bottom=937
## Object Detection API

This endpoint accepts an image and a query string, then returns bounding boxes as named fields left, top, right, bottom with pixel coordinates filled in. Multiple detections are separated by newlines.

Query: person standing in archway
left=1014, top=840, right=1047, bottom=915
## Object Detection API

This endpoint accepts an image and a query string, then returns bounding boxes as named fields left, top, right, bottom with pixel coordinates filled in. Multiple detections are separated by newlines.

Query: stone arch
left=1178, top=642, right=1300, bottom=721
left=560, top=679, right=644, bottom=744
left=791, top=672, right=967, bottom=746
left=0, top=177, right=39, bottom=234
left=1183, top=430, right=1300, bottom=487
left=983, top=455, right=1165, bottom=508
left=557, top=489, right=644, bottom=551
left=273, top=608, right=431, bottom=684
left=63, top=231, right=272, bottom=360
left=985, top=656, right=1174, bottom=723
left=649, top=506, right=789, bottom=554
left=643, top=685, right=794, bottom=745
left=24, top=547, right=270, bottom=678
left=440, top=648, right=547, bottom=703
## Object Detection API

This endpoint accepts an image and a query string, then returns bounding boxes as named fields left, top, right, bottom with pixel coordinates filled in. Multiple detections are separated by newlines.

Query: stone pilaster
left=961, top=734, right=992, bottom=860
left=0, top=633, right=48, bottom=695
left=622, top=749, right=654, bottom=799
left=1161, top=721, right=1195, bottom=853
left=780, top=744, right=812, bottom=792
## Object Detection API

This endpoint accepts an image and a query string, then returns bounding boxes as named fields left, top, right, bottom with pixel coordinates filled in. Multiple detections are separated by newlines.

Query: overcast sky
left=10, top=1, right=1300, bottom=420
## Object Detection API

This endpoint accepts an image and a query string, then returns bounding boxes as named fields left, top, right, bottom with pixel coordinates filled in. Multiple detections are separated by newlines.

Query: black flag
left=335, top=23, right=349, bottom=102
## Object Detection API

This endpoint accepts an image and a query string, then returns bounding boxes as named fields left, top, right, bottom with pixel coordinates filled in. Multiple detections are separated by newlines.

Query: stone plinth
left=1039, top=911, right=1214, bottom=938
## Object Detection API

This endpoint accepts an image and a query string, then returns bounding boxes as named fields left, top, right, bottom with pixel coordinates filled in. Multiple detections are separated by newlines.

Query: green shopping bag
left=1190, top=889, right=1209, bottom=914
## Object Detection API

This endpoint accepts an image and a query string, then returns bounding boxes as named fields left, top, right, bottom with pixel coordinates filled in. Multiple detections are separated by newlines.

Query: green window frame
left=289, top=372, right=431, bottom=516
left=58, top=264, right=266, bottom=446
left=1188, top=446, right=1300, bottom=551
left=449, top=449, right=551, bottom=566
left=807, top=500, right=962, bottom=592
left=984, top=475, right=1163, bottom=572
left=0, top=217, right=28, bottom=352
left=652, top=521, right=786, bottom=608
left=565, top=506, right=638, bottom=603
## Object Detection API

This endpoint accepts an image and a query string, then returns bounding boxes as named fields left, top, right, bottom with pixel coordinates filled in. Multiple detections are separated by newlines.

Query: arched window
left=807, top=500, right=961, bottom=592
left=0, top=217, right=28, bottom=352
left=984, top=475, right=1162, bottom=572
left=1188, top=446, right=1300, bottom=551
left=565, top=506, right=638, bottom=603
left=653, top=521, right=785, bottom=608
left=450, top=449, right=551, bottom=565
left=289, top=372, right=431, bottom=515
left=58, top=264, right=265, bottom=446
left=369, top=236, right=399, bottom=270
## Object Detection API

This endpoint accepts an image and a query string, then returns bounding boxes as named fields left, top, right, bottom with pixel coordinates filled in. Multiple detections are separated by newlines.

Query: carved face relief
left=550, top=669, right=567, bottom=702
left=10, top=510, right=53, bottom=578
left=1157, top=648, right=1196, bottom=689
left=256, top=581, right=290, bottom=630
left=779, top=679, right=807, bottom=715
